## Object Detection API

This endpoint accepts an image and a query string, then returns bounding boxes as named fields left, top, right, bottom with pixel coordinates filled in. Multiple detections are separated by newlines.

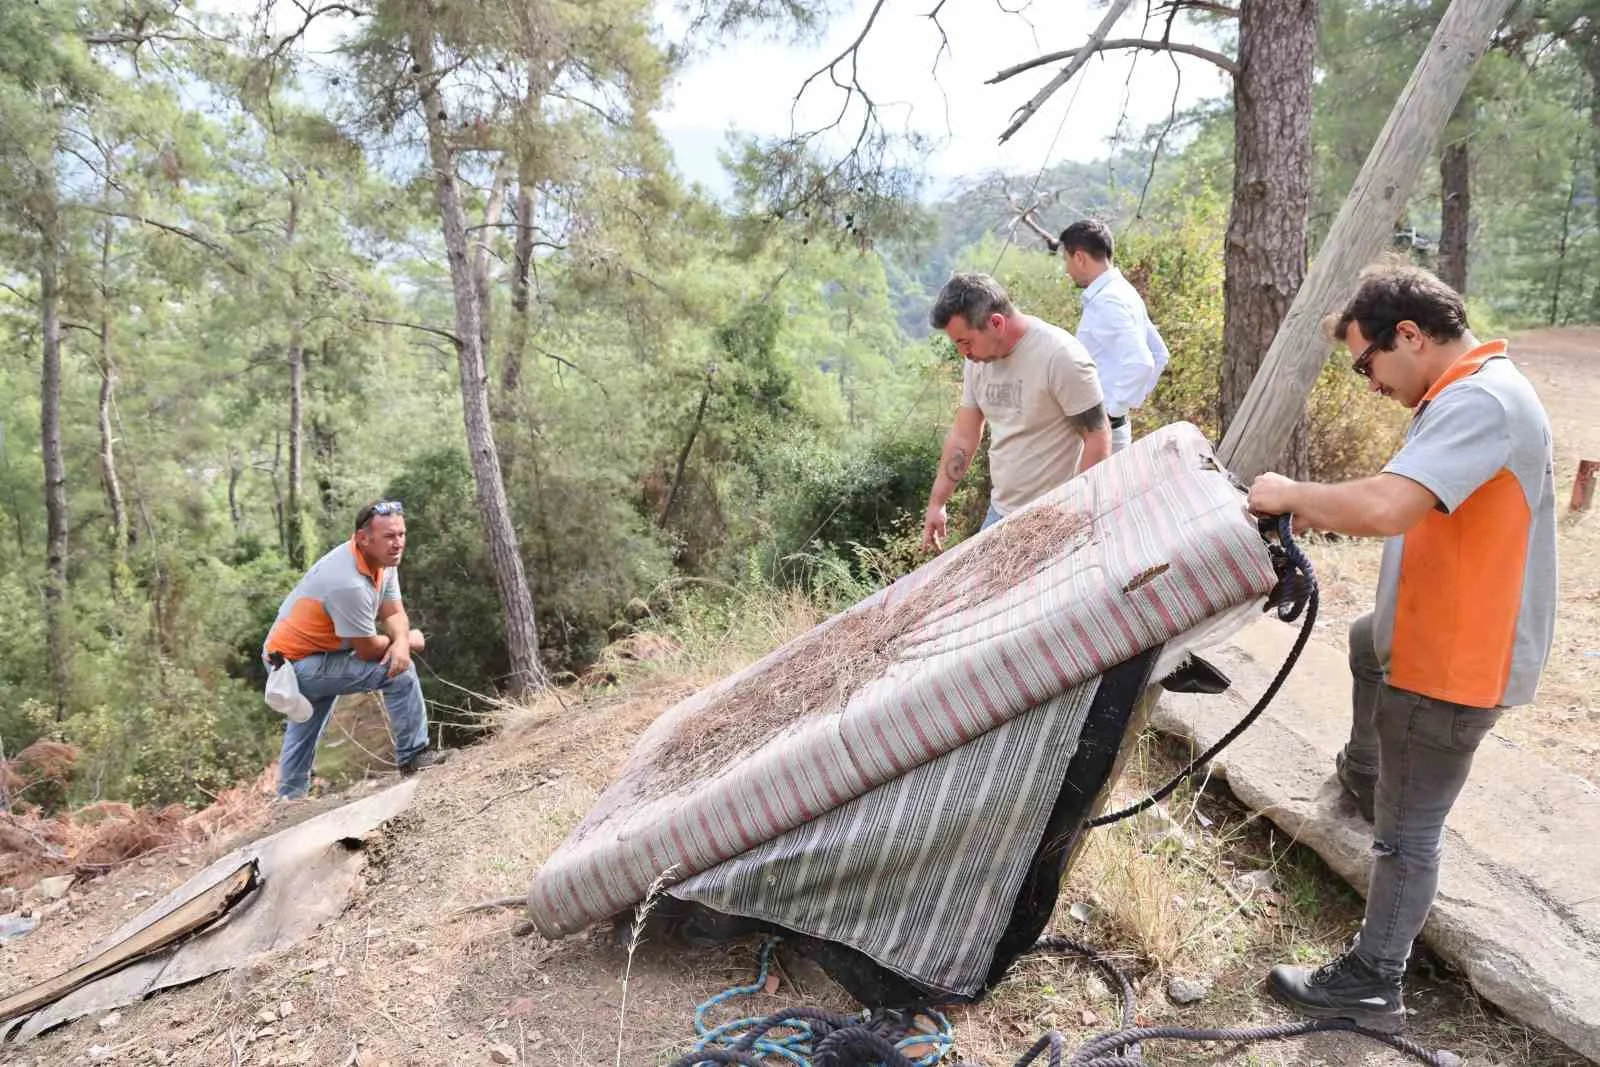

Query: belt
left=1108, top=414, right=1128, bottom=429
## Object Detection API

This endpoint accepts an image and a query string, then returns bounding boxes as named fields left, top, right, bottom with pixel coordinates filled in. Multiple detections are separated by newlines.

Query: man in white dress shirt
left=1059, top=220, right=1170, bottom=452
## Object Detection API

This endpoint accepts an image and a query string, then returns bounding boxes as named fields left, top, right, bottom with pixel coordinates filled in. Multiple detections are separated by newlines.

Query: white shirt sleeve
left=1078, top=294, right=1155, bottom=417
left=1146, top=319, right=1170, bottom=380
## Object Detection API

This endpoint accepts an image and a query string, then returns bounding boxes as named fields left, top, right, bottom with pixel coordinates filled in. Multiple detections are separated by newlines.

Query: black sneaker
left=399, top=749, right=451, bottom=776
left=1336, top=750, right=1376, bottom=822
left=1268, top=951, right=1406, bottom=1033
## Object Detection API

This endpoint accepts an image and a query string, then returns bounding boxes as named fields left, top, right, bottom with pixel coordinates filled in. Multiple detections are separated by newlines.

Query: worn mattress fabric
left=527, top=422, right=1277, bottom=939
left=668, top=677, right=1103, bottom=995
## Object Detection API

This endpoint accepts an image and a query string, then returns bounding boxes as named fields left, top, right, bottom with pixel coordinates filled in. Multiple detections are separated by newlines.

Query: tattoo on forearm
left=1068, top=403, right=1108, bottom=435
left=944, top=447, right=971, bottom=482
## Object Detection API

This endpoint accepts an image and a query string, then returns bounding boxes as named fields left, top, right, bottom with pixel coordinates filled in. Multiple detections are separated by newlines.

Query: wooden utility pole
left=1218, top=0, right=1517, bottom=482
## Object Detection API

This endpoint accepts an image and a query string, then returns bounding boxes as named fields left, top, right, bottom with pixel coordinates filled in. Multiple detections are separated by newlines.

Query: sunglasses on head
left=356, top=500, right=404, bottom=529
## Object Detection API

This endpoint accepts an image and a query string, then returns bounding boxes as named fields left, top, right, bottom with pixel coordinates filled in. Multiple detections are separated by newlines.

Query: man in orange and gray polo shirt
left=1247, top=264, right=1556, bottom=1032
left=264, top=500, right=448, bottom=799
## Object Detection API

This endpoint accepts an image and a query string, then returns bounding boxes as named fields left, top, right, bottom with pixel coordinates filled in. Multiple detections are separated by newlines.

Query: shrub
left=761, top=424, right=945, bottom=586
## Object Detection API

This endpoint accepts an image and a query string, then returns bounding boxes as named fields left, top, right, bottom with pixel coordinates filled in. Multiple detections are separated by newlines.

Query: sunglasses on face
left=1352, top=328, right=1395, bottom=380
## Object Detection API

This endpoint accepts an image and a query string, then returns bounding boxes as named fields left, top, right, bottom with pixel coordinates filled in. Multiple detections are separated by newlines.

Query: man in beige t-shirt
left=921, top=272, right=1111, bottom=551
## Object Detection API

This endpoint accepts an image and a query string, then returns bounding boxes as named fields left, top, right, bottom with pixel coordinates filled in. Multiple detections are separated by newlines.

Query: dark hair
left=1334, top=263, right=1468, bottom=348
left=930, top=272, right=1015, bottom=329
left=354, top=499, right=404, bottom=531
left=1057, top=219, right=1114, bottom=262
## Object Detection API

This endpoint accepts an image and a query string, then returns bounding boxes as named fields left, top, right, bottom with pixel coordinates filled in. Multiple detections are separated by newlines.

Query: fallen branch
left=474, top=780, right=539, bottom=815
left=449, top=894, right=527, bottom=918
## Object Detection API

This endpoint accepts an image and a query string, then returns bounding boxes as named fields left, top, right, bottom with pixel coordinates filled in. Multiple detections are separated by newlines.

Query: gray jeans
left=1344, top=614, right=1502, bottom=979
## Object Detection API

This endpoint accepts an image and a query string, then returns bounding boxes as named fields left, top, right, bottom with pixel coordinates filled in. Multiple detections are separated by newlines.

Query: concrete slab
left=1155, top=617, right=1600, bottom=1064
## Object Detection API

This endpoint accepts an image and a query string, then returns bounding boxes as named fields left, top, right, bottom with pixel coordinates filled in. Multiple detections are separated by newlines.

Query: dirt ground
left=1, top=330, right=1595, bottom=1067
left=5, top=687, right=1585, bottom=1067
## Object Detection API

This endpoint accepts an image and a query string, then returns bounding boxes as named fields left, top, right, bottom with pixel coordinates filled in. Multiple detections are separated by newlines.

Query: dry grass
left=0, top=765, right=275, bottom=889
left=7, top=329, right=1598, bottom=1064
left=3, top=641, right=1587, bottom=1066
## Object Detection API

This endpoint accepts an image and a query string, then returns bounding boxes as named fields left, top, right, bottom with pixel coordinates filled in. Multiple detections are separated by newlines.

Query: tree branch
left=790, top=0, right=888, bottom=153
left=91, top=209, right=247, bottom=273
left=1014, top=208, right=1059, bottom=251
left=991, top=36, right=1237, bottom=91
left=0, top=281, right=37, bottom=306
left=1155, top=0, right=1238, bottom=18
left=1135, top=3, right=1187, bottom=219
left=82, top=30, right=190, bottom=47
left=362, top=316, right=461, bottom=347
left=533, top=346, right=610, bottom=400
left=996, top=0, right=1137, bottom=144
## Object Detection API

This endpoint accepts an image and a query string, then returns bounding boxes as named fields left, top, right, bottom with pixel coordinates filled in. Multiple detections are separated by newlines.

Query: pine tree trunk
left=1587, top=55, right=1600, bottom=318
left=1221, top=0, right=1317, bottom=480
left=412, top=29, right=543, bottom=696
left=0, top=729, right=10, bottom=813
left=285, top=189, right=309, bottom=569
left=287, top=333, right=306, bottom=565
left=661, top=373, right=713, bottom=530
left=504, top=183, right=535, bottom=403
left=1438, top=138, right=1471, bottom=294
left=476, top=162, right=510, bottom=378
left=228, top=447, right=244, bottom=529
left=39, top=210, right=71, bottom=718
left=97, top=210, right=130, bottom=605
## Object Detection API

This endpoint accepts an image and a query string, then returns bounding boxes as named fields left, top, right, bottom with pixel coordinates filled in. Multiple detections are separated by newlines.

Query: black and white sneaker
left=398, top=749, right=451, bottom=776
left=1268, top=951, right=1406, bottom=1033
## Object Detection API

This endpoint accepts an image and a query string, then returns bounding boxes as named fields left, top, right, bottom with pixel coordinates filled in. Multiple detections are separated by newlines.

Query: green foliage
left=62, top=665, right=275, bottom=807
left=2, top=0, right=1595, bottom=813
left=762, top=425, right=943, bottom=585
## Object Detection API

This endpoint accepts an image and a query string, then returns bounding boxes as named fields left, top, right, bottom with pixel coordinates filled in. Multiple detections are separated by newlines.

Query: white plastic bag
left=264, top=659, right=313, bottom=723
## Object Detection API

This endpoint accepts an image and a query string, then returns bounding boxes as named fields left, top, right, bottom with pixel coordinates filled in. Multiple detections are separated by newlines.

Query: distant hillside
left=883, top=150, right=1155, bottom=335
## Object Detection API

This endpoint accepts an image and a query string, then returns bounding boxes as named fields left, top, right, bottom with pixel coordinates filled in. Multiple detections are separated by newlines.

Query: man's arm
left=1248, top=471, right=1439, bottom=537
left=922, top=405, right=986, bottom=551
left=1068, top=404, right=1112, bottom=474
left=1251, top=386, right=1512, bottom=536
left=348, top=601, right=418, bottom=665
left=376, top=599, right=418, bottom=677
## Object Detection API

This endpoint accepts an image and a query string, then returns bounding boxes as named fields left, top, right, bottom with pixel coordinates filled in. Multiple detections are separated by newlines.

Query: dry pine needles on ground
left=653, top=504, right=1094, bottom=790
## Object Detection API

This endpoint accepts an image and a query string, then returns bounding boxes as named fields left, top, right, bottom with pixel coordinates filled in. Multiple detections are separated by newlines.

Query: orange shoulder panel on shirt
left=1388, top=468, right=1529, bottom=707
left=265, top=597, right=338, bottom=661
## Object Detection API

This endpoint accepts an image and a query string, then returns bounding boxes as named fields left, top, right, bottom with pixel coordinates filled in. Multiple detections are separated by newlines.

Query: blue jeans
left=1344, top=614, right=1502, bottom=979
left=276, top=651, right=429, bottom=799
left=982, top=502, right=1004, bottom=530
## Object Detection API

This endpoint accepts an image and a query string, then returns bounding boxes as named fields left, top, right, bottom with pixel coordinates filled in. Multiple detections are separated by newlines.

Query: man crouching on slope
left=264, top=500, right=450, bottom=799
left=1248, top=263, right=1556, bottom=1031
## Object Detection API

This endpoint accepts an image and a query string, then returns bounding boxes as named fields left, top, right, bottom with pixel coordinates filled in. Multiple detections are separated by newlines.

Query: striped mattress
left=527, top=422, right=1278, bottom=990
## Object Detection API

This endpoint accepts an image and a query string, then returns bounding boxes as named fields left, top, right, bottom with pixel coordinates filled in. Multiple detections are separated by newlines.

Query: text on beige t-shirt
left=960, top=315, right=1104, bottom=516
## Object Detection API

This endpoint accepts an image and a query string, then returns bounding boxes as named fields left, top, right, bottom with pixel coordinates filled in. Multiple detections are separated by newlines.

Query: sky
left=208, top=0, right=1232, bottom=199
left=654, top=0, right=1232, bottom=197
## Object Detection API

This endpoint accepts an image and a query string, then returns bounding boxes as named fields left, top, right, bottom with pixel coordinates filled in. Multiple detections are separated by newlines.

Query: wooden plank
left=0, top=861, right=257, bottom=1025
left=1217, top=0, right=1518, bottom=482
